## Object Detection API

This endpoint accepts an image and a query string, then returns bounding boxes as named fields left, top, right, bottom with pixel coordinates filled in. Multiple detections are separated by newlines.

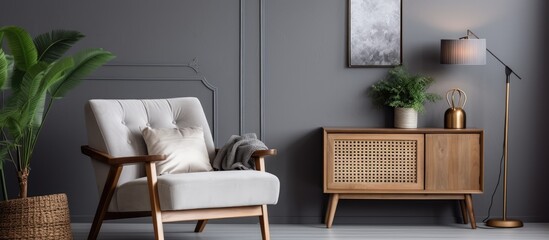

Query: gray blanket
left=212, top=133, right=267, bottom=170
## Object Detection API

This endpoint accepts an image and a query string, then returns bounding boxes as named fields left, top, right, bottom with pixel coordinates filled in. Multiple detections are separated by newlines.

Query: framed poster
left=348, top=0, right=402, bottom=67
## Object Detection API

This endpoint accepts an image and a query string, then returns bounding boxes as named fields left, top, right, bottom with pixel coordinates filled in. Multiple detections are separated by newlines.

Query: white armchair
left=82, top=97, right=280, bottom=240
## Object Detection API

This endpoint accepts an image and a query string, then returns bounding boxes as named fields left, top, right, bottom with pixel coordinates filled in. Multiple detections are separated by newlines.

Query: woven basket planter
left=0, top=193, right=72, bottom=240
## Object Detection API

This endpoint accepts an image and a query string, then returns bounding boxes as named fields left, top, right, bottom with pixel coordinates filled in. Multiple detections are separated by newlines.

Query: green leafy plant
left=369, top=66, right=441, bottom=112
left=0, top=26, right=115, bottom=200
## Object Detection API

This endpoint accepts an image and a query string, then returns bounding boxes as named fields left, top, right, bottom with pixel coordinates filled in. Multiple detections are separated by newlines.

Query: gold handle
left=446, top=88, right=467, bottom=108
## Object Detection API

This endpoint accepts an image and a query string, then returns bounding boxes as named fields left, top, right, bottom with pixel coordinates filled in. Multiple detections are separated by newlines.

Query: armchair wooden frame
left=81, top=145, right=277, bottom=240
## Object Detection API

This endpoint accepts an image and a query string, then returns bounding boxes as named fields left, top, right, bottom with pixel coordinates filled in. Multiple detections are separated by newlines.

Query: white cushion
left=142, top=127, right=212, bottom=175
left=115, top=170, right=280, bottom=211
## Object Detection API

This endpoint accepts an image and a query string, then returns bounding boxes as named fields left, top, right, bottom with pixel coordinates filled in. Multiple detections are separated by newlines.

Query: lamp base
left=485, top=218, right=523, bottom=228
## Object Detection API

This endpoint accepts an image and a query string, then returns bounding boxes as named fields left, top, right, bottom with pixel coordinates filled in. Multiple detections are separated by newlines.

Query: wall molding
left=85, top=63, right=218, bottom=145
left=104, top=58, right=201, bottom=73
left=260, top=0, right=265, bottom=141
left=239, top=0, right=245, bottom=135
left=240, top=0, right=265, bottom=139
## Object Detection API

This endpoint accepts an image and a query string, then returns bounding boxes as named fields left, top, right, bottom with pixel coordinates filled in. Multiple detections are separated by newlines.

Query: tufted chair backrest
left=84, top=97, right=215, bottom=195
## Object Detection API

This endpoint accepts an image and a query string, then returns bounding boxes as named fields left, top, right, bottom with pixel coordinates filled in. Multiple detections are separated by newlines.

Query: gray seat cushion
left=115, top=170, right=280, bottom=212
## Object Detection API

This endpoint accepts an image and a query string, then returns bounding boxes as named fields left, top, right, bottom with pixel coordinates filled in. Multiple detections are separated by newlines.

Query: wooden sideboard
left=323, top=128, right=484, bottom=229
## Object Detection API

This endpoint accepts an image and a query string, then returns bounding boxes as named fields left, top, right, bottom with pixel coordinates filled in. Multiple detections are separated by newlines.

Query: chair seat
left=114, top=170, right=280, bottom=212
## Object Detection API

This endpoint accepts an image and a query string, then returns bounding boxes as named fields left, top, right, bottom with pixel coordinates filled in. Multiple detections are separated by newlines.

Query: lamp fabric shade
left=441, top=39, right=486, bottom=65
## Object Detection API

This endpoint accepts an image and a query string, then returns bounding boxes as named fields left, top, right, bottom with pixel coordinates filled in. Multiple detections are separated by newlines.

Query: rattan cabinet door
left=325, top=134, right=424, bottom=192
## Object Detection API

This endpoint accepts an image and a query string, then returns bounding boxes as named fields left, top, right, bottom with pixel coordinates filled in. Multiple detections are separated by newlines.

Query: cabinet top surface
left=323, top=127, right=483, bottom=134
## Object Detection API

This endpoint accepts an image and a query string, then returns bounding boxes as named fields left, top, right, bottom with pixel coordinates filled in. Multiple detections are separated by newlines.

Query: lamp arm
left=466, top=29, right=522, bottom=80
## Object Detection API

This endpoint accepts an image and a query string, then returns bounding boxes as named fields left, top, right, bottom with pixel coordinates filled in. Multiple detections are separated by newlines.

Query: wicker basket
left=0, top=193, right=72, bottom=240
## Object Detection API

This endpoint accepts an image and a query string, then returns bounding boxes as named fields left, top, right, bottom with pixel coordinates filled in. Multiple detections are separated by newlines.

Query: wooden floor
left=71, top=223, right=549, bottom=240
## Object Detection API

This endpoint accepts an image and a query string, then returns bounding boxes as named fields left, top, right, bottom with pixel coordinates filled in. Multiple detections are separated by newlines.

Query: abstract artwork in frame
left=348, top=0, right=402, bottom=67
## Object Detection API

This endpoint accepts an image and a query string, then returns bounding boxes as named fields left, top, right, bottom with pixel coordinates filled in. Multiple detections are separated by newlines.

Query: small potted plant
left=0, top=26, right=114, bottom=239
left=369, top=66, right=441, bottom=128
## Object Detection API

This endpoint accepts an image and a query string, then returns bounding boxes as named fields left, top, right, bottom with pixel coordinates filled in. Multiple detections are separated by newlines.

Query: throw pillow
left=142, top=126, right=212, bottom=175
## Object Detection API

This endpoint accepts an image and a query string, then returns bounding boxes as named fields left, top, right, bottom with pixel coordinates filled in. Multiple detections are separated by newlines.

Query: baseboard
left=70, top=215, right=549, bottom=224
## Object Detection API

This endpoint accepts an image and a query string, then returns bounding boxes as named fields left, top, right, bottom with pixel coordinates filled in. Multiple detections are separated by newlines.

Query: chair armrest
left=252, top=149, right=277, bottom=172
left=81, top=145, right=166, bottom=166
left=252, top=149, right=277, bottom=158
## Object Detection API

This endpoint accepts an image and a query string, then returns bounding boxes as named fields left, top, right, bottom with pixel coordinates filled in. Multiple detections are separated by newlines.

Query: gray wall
left=1, top=0, right=547, bottom=223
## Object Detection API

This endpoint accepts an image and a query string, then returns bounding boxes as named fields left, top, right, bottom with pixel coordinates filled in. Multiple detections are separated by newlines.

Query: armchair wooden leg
left=259, top=205, right=270, bottom=240
left=88, top=203, right=107, bottom=240
left=88, top=166, right=123, bottom=240
left=145, top=162, right=165, bottom=240
left=194, top=220, right=208, bottom=232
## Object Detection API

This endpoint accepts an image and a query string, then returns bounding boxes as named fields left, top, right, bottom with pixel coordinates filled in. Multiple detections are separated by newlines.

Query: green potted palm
left=369, top=66, right=441, bottom=128
left=0, top=26, right=114, bottom=239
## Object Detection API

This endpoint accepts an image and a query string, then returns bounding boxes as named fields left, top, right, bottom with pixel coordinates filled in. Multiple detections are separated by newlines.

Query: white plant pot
left=394, top=108, right=418, bottom=128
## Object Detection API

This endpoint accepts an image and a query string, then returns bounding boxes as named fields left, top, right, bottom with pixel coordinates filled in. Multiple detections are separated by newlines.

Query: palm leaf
left=31, top=93, right=47, bottom=128
left=31, top=57, right=74, bottom=127
left=3, top=63, right=48, bottom=133
left=0, top=53, right=15, bottom=90
left=0, top=106, right=27, bottom=139
left=0, top=144, right=8, bottom=200
left=40, top=57, right=74, bottom=93
left=20, top=63, right=50, bottom=128
left=6, top=55, right=14, bottom=80
left=0, top=49, right=7, bottom=89
left=4, top=101, right=37, bottom=139
left=0, top=140, right=15, bottom=164
left=49, top=48, right=114, bottom=99
left=19, top=62, right=47, bottom=100
left=9, top=68, right=24, bottom=91
left=1, top=55, right=14, bottom=90
left=34, top=30, right=84, bottom=63
left=0, top=26, right=37, bottom=72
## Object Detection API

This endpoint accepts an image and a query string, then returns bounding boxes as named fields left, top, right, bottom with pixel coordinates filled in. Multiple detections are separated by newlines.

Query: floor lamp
left=440, top=29, right=523, bottom=228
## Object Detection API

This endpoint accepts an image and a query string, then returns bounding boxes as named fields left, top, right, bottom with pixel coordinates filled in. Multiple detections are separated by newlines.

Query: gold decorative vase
left=444, top=88, right=467, bottom=129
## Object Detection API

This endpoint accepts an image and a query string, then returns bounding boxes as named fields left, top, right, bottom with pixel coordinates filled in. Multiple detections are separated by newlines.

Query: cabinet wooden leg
left=464, top=194, right=477, bottom=229
left=459, top=200, right=468, bottom=224
left=325, top=194, right=339, bottom=228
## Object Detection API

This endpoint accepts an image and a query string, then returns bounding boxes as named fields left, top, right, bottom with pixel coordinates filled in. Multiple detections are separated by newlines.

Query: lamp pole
left=485, top=66, right=523, bottom=228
